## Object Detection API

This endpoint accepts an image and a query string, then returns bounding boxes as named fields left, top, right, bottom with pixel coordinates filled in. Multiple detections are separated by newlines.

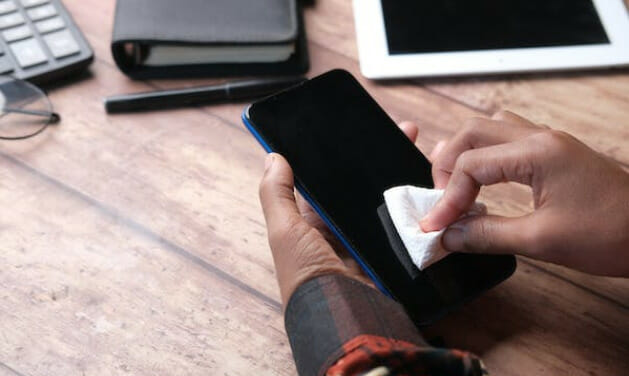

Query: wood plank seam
left=0, top=151, right=283, bottom=312
left=519, top=258, right=629, bottom=310
left=0, top=362, right=26, bottom=376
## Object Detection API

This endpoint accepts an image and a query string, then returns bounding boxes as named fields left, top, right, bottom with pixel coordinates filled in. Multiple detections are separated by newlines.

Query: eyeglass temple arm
left=2, top=107, right=60, bottom=123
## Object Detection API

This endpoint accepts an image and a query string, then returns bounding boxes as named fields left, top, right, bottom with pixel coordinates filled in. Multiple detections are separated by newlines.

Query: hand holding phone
left=259, top=122, right=423, bottom=305
left=259, top=152, right=371, bottom=305
left=244, top=70, right=516, bottom=324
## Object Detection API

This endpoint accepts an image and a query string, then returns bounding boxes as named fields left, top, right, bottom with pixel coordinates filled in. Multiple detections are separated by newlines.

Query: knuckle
left=534, top=129, right=573, bottom=151
left=455, top=149, right=476, bottom=172
left=491, top=110, right=511, bottom=121
left=465, top=220, right=492, bottom=252
left=432, top=158, right=449, bottom=176
left=526, top=131, right=572, bottom=164
left=461, top=117, right=486, bottom=138
left=519, top=220, right=551, bottom=257
left=510, top=157, right=536, bottom=185
left=463, top=117, right=486, bottom=130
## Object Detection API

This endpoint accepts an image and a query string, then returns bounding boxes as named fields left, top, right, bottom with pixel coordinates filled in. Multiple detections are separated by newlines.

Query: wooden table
left=1, top=1, right=628, bottom=375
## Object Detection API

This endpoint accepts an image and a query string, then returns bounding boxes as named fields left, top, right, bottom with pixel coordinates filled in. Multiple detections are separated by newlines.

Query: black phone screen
left=246, top=70, right=515, bottom=324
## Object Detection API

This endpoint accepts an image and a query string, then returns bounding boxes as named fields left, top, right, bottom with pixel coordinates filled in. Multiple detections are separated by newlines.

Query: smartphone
left=242, top=69, right=516, bottom=324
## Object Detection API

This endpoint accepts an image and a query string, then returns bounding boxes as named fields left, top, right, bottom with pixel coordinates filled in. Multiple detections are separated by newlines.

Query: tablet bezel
left=353, top=0, right=629, bottom=79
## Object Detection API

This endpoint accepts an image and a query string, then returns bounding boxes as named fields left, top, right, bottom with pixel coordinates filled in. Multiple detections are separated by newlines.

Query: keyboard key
left=20, top=0, right=47, bottom=8
left=10, top=37, right=47, bottom=67
left=43, top=29, right=79, bottom=58
left=0, top=1, right=16, bottom=15
left=0, top=55, right=12, bottom=73
left=3, top=24, right=31, bottom=41
left=0, top=12, right=24, bottom=29
left=35, top=16, right=63, bottom=33
left=26, top=3, right=56, bottom=20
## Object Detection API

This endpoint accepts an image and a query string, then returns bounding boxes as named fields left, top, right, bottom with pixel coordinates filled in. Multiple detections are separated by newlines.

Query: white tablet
left=353, top=0, right=629, bottom=79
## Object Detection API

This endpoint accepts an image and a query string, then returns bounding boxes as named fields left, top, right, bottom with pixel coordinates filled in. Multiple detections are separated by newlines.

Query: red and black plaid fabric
left=326, top=335, right=484, bottom=376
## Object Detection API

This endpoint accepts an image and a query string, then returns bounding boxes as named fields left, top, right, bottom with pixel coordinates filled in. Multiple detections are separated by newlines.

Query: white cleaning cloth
left=383, top=186, right=485, bottom=270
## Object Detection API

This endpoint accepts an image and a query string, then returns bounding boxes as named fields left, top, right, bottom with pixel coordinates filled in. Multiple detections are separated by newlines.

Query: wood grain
left=0, top=0, right=627, bottom=375
left=0, top=160, right=294, bottom=376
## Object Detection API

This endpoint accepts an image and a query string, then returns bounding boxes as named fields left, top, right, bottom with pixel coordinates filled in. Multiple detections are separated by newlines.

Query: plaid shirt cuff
left=284, top=274, right=485, bottom=376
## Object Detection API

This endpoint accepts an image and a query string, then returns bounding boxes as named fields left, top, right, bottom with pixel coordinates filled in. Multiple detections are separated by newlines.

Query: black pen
left=104, top=76, right=306, bottom=113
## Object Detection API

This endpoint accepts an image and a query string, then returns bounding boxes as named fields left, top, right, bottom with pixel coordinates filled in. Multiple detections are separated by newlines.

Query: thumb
left=259, top=153, right=302, bottom=232
left=259, top=153, right=348, bottom=305
left=441, top=214, right=536, bottom=256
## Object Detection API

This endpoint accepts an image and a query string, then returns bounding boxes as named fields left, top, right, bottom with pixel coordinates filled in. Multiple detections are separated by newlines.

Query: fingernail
left=419, top=199, right=440, bottom=231
left=419, top=215, right=432, bottom=232
left=264, top=154, right=275, bottom=171
left=442, top=226, right=465, bottom=251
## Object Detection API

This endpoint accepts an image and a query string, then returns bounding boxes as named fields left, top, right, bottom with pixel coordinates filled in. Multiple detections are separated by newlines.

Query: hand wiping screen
left=381, top=186, right=486, bottom=271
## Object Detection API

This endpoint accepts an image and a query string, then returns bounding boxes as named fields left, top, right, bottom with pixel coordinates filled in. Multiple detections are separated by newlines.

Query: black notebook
left=111, top=0, right=309, bottom=79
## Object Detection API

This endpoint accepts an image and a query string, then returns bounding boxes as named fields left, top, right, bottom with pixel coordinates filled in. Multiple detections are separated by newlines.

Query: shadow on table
left=421, top=286, right=529, bottom=355
left=421, top=267, right=629, bottom=373
left=39, top=69, right=95, bottom=93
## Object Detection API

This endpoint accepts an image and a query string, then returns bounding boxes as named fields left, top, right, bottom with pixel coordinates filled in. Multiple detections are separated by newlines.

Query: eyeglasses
left=0, top=76, right=60, bottom=141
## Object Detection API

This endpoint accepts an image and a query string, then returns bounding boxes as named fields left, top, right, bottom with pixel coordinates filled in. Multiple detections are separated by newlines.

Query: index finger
left=432, top=114, right=543, bottom=188
left=422, top=138, right=542, bottom=231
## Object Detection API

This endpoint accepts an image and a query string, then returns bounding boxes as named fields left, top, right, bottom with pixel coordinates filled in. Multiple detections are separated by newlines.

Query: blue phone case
left=242, top=108, right=393, bottom=298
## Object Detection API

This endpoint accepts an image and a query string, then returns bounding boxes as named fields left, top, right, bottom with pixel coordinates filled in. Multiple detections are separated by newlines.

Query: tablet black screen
left=382, top=0, right=609, bottom=55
